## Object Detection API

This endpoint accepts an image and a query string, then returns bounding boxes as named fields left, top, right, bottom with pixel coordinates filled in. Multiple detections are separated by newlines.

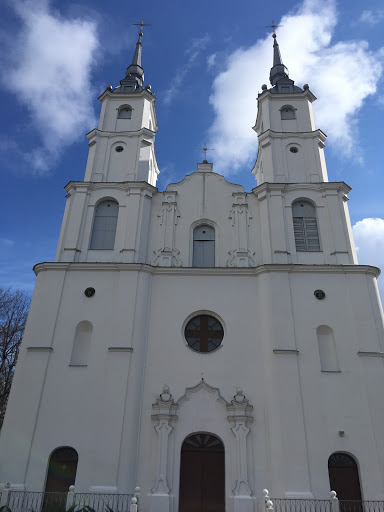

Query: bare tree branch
left=0, top=287, right=30, bottom=428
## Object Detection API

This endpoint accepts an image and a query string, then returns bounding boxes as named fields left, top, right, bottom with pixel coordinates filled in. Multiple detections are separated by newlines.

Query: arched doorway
left=45, top=447, right=78, bottom=493
left=179, top=433, right=225, bottom=512
left=328, top=453, right=362, bottom=500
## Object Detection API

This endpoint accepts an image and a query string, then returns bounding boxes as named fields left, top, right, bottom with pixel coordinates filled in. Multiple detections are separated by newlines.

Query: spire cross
left=198, top=143, right=215, bottom=161
left=265, top=20, right=283, bottom=37
left=132, top=19, right=152, bottom=36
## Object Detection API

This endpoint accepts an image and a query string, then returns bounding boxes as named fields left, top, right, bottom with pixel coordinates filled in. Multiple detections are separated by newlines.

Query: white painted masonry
left=1, top=30, right=384, bottom=512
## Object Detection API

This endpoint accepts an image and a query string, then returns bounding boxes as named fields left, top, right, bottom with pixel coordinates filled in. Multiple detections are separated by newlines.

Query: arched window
left=44, top=447, right=78, bottom=493
left=281, top=105, right=296, bottom=120
left=70, top=321, right=92, bottom=366
left=328, top=453, right=362, bottom=500
left=316, top=326, right=339, bottom=372
left=179, top=434, right=224, bottom=512
left=117, top=105, right=132, bottom=119
left=90, top=200, right=118, bottom=250
left=292, top=201, right=320, bottom=252
left=193, top=225, right=215, bottom=267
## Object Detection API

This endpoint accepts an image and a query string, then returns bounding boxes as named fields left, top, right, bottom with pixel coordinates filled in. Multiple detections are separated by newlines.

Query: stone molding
left=34, top=262, right=381, bottom=279
left=151, top=382, right=254, bottom=509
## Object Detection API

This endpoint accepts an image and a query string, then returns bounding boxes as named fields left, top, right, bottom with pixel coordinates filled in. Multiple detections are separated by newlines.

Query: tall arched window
left=280, top=105, right=296, bottom=120
left=70, top=321, right=93, bottom=366
left=45, top=447, right=78, bottom=493
left=90, top=200, right=118, bottom=250
left=328, top=453, right=362, bottom=500
left=117, top=105, right=132, bottom=119
left=292, top=201, right=320, bottom=252
left=193, top=225, right=215, bottom=267
left=316, top=325, right=339, bottom=372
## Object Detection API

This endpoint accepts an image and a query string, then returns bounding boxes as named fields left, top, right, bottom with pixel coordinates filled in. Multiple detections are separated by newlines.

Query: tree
left=0, top=287, right=30, bottom=428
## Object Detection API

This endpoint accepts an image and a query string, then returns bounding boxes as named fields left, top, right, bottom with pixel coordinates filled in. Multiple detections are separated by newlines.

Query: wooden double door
left=179, top=433, right=225, bottom=512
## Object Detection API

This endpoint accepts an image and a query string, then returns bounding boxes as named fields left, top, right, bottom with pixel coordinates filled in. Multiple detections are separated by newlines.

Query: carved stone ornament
left=152, top=192, right=182, bottom=267
left=152, top=248, right=182, bottom=267
left=226, top=249, right=256, bottom=268
left=227, top=388, right=253, bottom=497
left=151, top=385, right=178, bottom=495
left=228, top=194, right=255, bottom=267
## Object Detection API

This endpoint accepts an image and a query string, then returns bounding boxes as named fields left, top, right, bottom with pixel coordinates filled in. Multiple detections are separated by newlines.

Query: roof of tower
left=268, top=31, right=303, bottom=94
left=114, top=25, right=149, bottom=94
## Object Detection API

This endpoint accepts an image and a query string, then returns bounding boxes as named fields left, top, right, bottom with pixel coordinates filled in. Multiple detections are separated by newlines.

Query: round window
left=115, top=146, right=124, bottom=152
left=184, top=315, right=224, bottom=353
left=290, top=146, right=299, bottom=153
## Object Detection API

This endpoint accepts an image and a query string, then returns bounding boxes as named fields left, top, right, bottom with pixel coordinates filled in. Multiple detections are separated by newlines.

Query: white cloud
left=0, top=239, right=15, bottom=248
left=208, top=0, right=384, bottom=175
left=360, top=10, right=384, bottom=25
left=163, top=35, right=210, bottom=106
left=207, top=53, right=217, bottom=69
left=0, top=0, right=99, bottom=174
left=353, top=218, right=384, bottom=298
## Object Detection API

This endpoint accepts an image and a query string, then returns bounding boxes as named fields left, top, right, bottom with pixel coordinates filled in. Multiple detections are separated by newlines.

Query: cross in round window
left=184, top=315, right=224, bottom=353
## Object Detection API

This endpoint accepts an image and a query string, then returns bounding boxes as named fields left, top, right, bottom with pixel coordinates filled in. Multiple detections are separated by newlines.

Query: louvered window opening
left=293, top=217, right=320, bottom=251
left=292, top=201, right=320, bottom=252
left=90, top=200, right=119, bottom=250
left=193, top=225, right=215, bottom=267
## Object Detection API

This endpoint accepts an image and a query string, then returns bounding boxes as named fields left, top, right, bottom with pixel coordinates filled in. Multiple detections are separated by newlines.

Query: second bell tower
left=252, top=31, right=328, bottom=184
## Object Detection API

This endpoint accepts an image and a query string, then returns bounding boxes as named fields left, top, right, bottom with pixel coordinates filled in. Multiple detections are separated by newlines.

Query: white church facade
left=1, top=26, right=384, bottom=512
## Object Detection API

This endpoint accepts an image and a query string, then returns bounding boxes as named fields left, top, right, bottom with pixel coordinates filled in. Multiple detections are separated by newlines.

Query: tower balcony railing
left=0, top=485, right=140, bottom=512
left=265, top=491, right=384, bottom=512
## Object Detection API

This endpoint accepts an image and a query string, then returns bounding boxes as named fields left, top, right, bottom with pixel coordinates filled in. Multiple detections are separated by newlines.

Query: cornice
left=258, top=129, right=327, bottom=144
left=257, top=88, right=317, bottom=103
left=98, top=88, right=155, bottom=102
left=87, top=127, right=155, bottom=141
left=252, top=181, right=351, bottom=196
left=33, top=262, right=381, bottom=279
left=64, top=180, right=158, bottom=195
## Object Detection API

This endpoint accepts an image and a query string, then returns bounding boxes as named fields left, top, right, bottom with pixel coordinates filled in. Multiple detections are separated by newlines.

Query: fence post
left=130, top=496, right=138, bottom=512
left=66, top=485, right=75, bottom=509
left=331, top=490, right=340, bottom=512
left=263, top=489, right=274, bottom=512
left=0, top=483, right=10, bottom=508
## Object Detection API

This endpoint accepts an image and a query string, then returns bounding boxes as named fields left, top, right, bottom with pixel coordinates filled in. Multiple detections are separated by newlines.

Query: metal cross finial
left=265, top=20, right=282, bottom=37
left=132, top=19, right=152, bottom=35
left=198, top=142, right=215, bottom=162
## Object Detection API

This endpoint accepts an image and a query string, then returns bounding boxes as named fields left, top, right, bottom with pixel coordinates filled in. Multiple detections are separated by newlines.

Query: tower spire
left=265, top=21, right=289, bottom=87
left=120, top=20, right=151, bottom=92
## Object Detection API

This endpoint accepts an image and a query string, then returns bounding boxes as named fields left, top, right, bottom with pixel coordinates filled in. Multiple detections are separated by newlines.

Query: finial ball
left=145, top=84, right=152, bottom=91
left=303, top=84, right=309, bottom=90
left=262, top=84, right=267, bottom=91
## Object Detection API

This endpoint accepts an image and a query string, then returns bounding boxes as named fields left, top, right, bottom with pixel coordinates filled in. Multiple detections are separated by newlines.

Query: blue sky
left=1, top=0, right=384, bottom=296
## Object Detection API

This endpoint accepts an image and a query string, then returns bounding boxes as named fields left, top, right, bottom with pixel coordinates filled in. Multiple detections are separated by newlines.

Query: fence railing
left=264, top=490, right=384, bottom=512
left=0, top=485, right=139, bottom=512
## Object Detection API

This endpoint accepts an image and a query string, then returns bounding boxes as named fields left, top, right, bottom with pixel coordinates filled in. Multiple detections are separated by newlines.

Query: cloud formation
left=359, top=10, right=384, bottom=25
left=163, top=35, right=210, bottom=105
left=353, top=218, right=384, bottom=298
left=208, top=0, right=384, bottom=175
left=0, top=0, right=99, bottom=174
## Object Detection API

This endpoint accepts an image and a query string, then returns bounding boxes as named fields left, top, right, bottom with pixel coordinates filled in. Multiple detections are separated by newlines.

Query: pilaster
left=151, top=386, right=178, bottom=512
left=227, top=389, right=254, bottom=512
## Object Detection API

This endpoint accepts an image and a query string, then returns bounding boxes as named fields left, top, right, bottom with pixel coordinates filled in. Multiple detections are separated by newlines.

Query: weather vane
left=265, top=20, right=283, bottom=37
left=197, top=143, right=215, bottom=162
left=132, top=19, right=152, bottom=35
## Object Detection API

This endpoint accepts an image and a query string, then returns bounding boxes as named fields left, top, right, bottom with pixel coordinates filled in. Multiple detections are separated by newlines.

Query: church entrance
left=179, top=433, right=225, bottom=512
left=328, top=453, right=362, bottom=502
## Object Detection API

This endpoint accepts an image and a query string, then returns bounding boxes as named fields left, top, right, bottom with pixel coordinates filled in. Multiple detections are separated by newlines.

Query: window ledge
left=108, top=347, right=133, bottom=352
left=69, top=364, right=88, bottom=367
left=273, top=349, right=299, bottom=355
left=27, top=346, right=53, bottom=352
left=321, top=370, right=341, bottom=373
